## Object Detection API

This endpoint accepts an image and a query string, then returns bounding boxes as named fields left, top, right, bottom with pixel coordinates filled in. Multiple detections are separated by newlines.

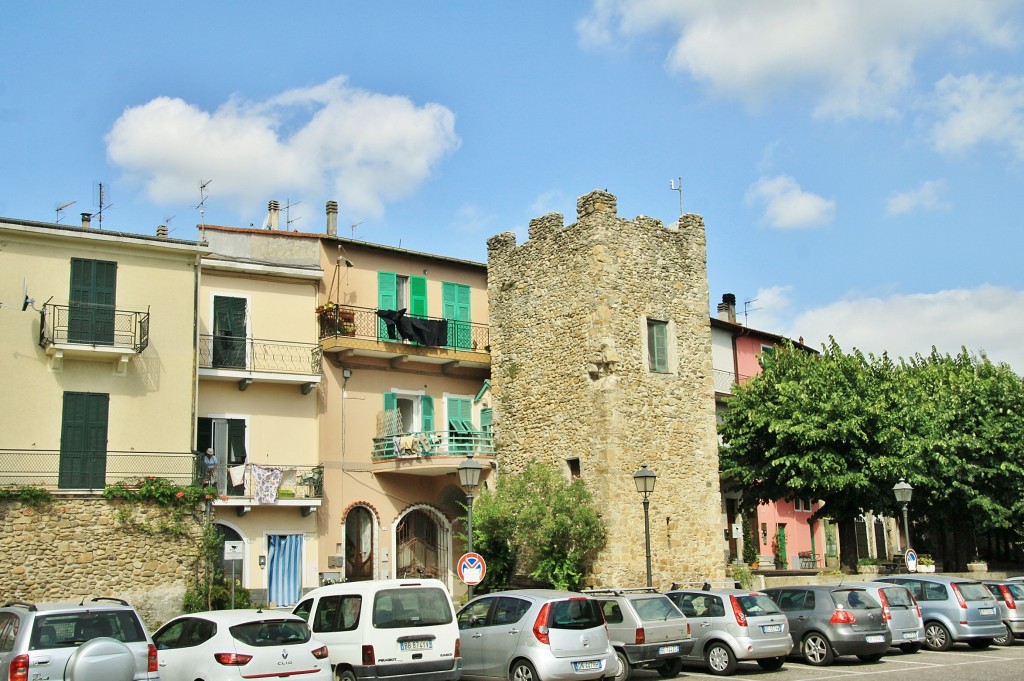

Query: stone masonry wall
left=487, top=189, right=726, bottom=589
left=0, top=498, right=203, bottom=628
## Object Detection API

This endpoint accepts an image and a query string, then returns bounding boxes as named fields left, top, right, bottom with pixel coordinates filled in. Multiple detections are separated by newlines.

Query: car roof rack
left=83, top=597, right=130, bottom=607
left=669, top=581, right=742, bottom=591
left=582, top=587, right=659, bottom=596
left=2, top=601, right=37, bottom=611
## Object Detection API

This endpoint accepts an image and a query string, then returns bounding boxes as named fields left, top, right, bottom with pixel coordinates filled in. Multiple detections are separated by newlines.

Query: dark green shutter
left=378, top=272, right=397, bottom=340
left=69, top=259, right=116, bottom=344
left=227, top=419, right=247, bottom=465
left=442, top=282, right=471, bottom=349
left=59, top=392, right=108, bottom=489
left=213, top=297, right=247, bottom=368
left=409, top=276, right=427, bottom=318
left=420, top=395, right=435, bottom=433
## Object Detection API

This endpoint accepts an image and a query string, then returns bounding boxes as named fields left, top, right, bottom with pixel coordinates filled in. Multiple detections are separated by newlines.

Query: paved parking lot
left=633, top=644, right=1024, bottom=680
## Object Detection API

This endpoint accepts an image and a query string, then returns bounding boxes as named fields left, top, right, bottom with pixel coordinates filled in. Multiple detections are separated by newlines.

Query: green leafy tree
left=471, top=461, right=606, bottom=591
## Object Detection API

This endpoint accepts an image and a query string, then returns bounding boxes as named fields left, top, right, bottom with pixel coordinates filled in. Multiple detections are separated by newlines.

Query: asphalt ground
left=631, top=642, right=1024, bottom=680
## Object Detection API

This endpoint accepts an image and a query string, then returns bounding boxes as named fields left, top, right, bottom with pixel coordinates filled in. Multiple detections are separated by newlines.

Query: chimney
left=81, top=213, right=92, bottom=229
left=717, top=293, right=737, bottom=323
left=156, top=224, right=168, bottom=238
left=326, top=200, right=338, bottom=236
left=267, top=200, right=280, bottom=230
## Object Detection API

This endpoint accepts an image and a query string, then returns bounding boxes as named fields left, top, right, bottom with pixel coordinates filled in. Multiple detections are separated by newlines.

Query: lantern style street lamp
left=458, top=454, right=483, bottom=596
left=892, top=478, right=914, bottom=554
left=633, top=465, right=657, bottom=588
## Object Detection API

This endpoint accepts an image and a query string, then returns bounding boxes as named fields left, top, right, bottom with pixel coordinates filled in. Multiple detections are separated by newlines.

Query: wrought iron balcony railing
left=199, top=335, right=322, bottom=375
left=318, top=305, right=490, bottom=353
left=205, top=463, right=324, bottom=501
left=39, top=302, right=150, bottom=353
left=371, top=430, right=495, bottom=461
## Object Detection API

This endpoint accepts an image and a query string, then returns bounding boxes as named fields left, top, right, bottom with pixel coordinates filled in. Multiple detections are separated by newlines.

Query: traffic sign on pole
left=905, top=548, right=918, bottom=573
left=457, top=552, right=486, bottom=586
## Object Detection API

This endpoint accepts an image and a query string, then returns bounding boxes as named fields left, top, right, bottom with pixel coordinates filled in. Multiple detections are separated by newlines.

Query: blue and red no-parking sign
left=457, top=552, right=486, bottom=586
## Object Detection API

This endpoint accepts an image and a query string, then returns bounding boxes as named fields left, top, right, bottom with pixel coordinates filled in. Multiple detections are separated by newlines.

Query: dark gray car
left=763, top=585, right=891, bottom=666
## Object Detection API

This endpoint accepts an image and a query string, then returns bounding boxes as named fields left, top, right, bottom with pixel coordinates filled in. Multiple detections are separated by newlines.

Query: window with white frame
left=794, top=499, right=813, bottom=513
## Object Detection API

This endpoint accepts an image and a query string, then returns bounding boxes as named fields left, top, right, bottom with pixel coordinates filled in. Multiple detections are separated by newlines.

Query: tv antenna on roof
left=350, top=221, right=363, bottom=239
left=94, top=183, right=112, bottom=229
left=743, top=298, right=760, bottom=325
left=669, top=178, right=683, bottom=217
left=284, top=199, right=302, bottom=230
left=196, top=180, right=212, bottom=229
left=55, top=200, right=76, bottom=224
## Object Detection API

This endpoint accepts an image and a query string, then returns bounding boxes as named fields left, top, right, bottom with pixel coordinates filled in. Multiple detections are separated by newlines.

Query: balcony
left=370, top=430, right=495, bottom=475
left=198, top=335, right=322, bottom=392
left=207, top=463, right=323, bottom=517
left=318, top=305, right=490, bottom=374
left=712, top=369, right=754, bottom=395
left=39, top=302, right=150, bottom=374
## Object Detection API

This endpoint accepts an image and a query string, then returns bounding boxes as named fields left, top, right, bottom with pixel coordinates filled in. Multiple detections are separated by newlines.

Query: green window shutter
left=480, top=407, right=492, bottom=430
left=420, top=395, right=435, bottom=433
left=59, top=392, right=108, bottom=489
left=448, top=397, right=473, bottom=453
left=442, top=282, right=471, bottom=349
left=213, top=297, right=247, bottom=368
left=378, top=272, right=397, bottom=339
left=647, top=319, right=668, bottom=373
left=409, top=276, right=427, bottom=318
left=69, top=259, right=117, bottom=344
left=384, top=392, right=398, bottom=412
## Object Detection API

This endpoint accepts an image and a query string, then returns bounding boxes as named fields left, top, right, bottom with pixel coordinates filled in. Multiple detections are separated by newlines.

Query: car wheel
left=614, top=650, right=631, bottom=681
left=656, top=657, right=682, bottom=678
left=899, top=643, right=922, bottom=654
left=924, top=622, right=953, bottom=651
left=755, top=656, right=785, bottom=671
left=856, top=653, right=884, bottom=663
left=511, top=659, right=539, bottom=681
left=339, top=669, right=358, bottom=681
left=801, top=632, right=835, bottom=666
left=994, top=626, right=1015, bottom=646
left=704, top=642, right=737, bottom=676
left=968, top=638, right=992, bottom=649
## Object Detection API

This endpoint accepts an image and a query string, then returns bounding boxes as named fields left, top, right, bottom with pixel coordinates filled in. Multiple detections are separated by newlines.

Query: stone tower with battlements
left=486, top=189, right=726, bottom=588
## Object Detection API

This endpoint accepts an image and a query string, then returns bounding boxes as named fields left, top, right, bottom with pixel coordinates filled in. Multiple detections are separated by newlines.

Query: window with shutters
left=646, top=318, right=670, bottom=373
left=447, top=396, right=474, bottom=454
left=68, top=258, right=117, bottom=345
left=212, top=296, right=247, bottom=369
left=441, top=282, right=471, bottom=349
left=378, top=272, right=428, bottom=340
left=59, top=391, right=109, bottom=489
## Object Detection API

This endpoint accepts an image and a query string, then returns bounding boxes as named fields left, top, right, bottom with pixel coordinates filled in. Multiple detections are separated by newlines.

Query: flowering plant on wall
left=316, top=301, right=338, bottom=314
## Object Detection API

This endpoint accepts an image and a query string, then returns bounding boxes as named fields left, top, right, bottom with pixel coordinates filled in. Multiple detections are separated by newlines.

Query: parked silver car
left=838, top=581, right=925, bottom=653
left=584, top=588, right=692, bottom=680
left=457, top=590, right=616, bottom=681
left=665, top=588, right=792, bottom=675
left=875, top=575, right=1005, bottom=650
left=982, top=580, right=1024, bottom=645
left=763, top=585, right=891, bottom=666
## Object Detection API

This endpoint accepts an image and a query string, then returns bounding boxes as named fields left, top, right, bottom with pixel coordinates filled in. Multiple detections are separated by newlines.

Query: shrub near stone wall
left=0, top=498, right=203, bottom=627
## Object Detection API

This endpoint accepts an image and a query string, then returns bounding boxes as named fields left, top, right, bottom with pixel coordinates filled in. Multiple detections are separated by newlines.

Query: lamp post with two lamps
left=458, top=454, right=483, bottom=597
left=633, top=464, right=657, bottom=588
left=892, top=478, right=914, bottom=554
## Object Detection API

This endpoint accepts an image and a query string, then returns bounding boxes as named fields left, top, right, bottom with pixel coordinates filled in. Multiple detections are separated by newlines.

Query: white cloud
left=746, top=175, right=835, bottom=228
left=885, top=179, right=950, bottom=215
left=105, top=76, right=460, bottom=221
left=579, top=0, right=1018, bottom=118
left=930, top=73, right=1024, bottom=160
left=789, top=285, right=1024, bottom=372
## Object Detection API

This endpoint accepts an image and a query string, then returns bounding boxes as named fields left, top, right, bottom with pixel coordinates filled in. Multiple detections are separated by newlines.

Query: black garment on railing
left=376, top=309, right=449, bottom=346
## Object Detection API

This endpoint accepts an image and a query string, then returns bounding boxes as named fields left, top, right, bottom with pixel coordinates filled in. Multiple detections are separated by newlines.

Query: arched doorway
left=345, top=505, right=376, bottom=582
left=214, top=523, right=245, bottom=583
left=396, top=506, right=451, bottom=583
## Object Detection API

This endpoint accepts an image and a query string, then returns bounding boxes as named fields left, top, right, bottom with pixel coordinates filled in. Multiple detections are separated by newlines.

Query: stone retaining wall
left=0, top=497, right=204, bottom=628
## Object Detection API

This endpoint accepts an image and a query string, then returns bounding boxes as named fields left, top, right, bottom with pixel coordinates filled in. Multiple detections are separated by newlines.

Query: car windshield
left=735, top=594, right=783, bottom=616
left=230, top=619, right=311, bottom=646
left=832, top=589, right=881, bottom=610
left=632, top=596, right=684, bottom=621
left=956, top=583, right=995, bottom=601
left=30, top=611, right=147, bottom=650
left=373, top=587, right=453, bottom=629
left=548, top=598, right=604, bottom=630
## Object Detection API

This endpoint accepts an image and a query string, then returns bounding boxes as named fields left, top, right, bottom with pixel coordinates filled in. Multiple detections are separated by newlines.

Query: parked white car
left=153, top=609, right=331, bottom=681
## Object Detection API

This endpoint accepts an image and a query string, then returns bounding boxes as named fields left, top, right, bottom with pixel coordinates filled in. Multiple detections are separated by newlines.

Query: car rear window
left=1007, top=584, right=1024, bottom=600
left=880, top=587, right=915, bottom=607
left=30, top=610, right=147, bottom=650
left=632, top=596, right=685, bottom=621
left=549, top=598, right=604, bottom=630
left=956, top=582, right=995, bottom=601
left=831, top=589, right=881, bottom=610
left=373, top=587, right=454, bottom=629
left=231, top=619, right=311, bottom=646
left=735, top=594, right=782, bottom=616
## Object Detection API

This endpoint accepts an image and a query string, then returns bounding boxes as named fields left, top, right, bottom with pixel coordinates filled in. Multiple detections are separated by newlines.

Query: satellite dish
left=22, top=278, right=35, bottom=312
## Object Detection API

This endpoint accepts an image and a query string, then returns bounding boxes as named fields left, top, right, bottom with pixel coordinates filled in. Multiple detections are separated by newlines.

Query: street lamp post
left=633, top=465, right=657, bottom=588
left=892, top=478, right=914, bottom=554
left=458, top=454, right=483, bottom=597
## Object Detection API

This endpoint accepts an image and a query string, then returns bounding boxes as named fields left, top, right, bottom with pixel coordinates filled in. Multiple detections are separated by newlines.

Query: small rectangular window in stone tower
left=566, top=458, right=581, bottom=479
left=647, top=319, right=669, bottom=373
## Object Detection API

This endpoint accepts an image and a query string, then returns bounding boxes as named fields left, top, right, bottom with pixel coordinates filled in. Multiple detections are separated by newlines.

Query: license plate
left=866, top=635, right=886, bottom=643
left=574, top=661, right=602, bottom=671
left=400, top=640, right=432, bottom=651
left=980, top=608, right=996, bottom=616
left=903, top=632, right=917, bottom=640
left=658, top=645, right=679, bottom=655
left=761, top=624, right=783, bottom=634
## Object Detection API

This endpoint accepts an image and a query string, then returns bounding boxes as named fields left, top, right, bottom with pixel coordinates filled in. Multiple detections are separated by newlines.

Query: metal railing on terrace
left=198, top=335, right=322, bottom=375
left=318, top=305, right=490, bottom=352
left=39, top=302, right=150, bottom=353
left=371, top=430, right=495, bottom=461
left=0, top=449, right=195, bottom=491
left=713, top=369, right=754, bottom=394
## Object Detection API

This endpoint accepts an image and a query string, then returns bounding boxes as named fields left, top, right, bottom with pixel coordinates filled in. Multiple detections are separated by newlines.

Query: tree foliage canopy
left=719, top=339, right=1024, bottom=556
left=471, top=461, right=606, bottom=591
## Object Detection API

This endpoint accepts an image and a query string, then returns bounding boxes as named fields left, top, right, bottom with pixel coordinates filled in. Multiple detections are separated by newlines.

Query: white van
left=292, top=578, right=462, bottom=681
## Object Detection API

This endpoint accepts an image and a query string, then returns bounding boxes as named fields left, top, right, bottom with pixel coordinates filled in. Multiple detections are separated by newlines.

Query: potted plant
left=742, top=525, right=759, bottom=568
left=917, top=555, right=935, bottom=573
left=967, top=556, right=988, bottom=572
left=857, top=557, right=881, bottom=574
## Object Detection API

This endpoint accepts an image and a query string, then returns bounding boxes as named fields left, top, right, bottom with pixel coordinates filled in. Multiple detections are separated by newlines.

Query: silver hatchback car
left=981, top=580, right=1024, bottom=645
left=665, top=588, right=792, bottom=675
left=838, top=582, right=925, bottom=653
left=458, top=590, right=616, bottom=681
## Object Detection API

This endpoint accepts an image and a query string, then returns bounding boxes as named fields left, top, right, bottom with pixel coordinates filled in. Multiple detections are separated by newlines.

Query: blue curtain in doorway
left=268, top=534, right=302, bottom=607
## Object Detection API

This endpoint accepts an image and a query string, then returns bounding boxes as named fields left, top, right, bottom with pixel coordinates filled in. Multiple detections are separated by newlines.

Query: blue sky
left=3, top=1, right=1024, bottom=372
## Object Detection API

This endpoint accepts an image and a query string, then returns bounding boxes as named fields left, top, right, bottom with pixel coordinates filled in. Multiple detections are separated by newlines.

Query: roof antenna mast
left=55, top=200, right=76, bottom=224
left=94, top=183, right=112, bottom=229
left=196, top=180, right=212, bottom=236
left=669, top=178, right=683, bottom=217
